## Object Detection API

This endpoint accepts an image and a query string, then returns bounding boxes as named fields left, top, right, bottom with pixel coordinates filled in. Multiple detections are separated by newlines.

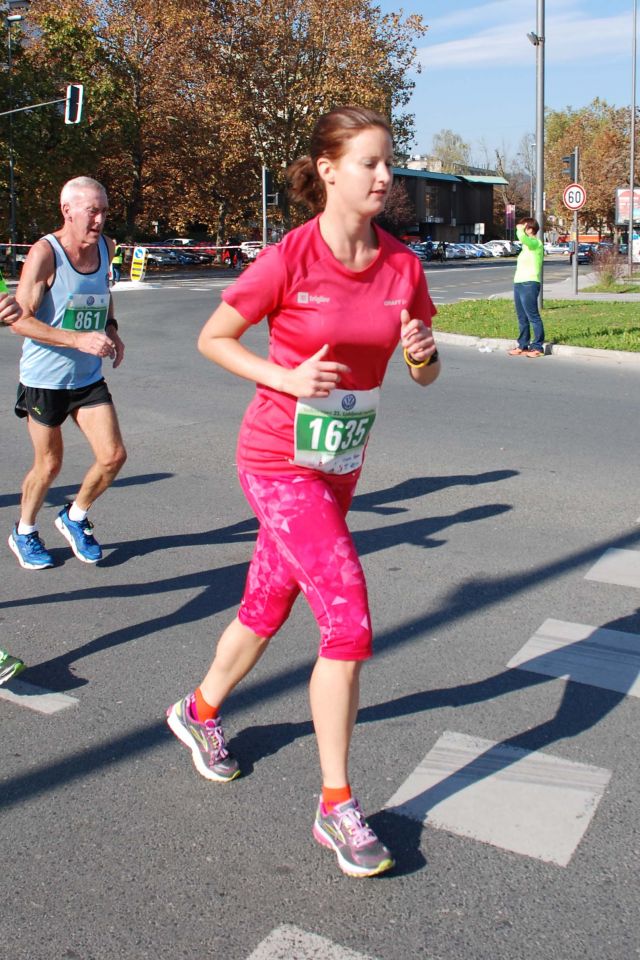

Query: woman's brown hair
left=287, top=105, right=392, bottom=213
left=520, top=217, right=540, bottom=235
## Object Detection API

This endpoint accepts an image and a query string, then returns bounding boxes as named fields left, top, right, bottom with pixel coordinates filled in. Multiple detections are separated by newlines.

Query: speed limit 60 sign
left=563, top=183, right=587, bottom=211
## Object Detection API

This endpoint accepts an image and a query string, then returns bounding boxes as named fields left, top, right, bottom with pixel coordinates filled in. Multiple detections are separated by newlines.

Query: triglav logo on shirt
left=297, top=292, right=330, bottom=304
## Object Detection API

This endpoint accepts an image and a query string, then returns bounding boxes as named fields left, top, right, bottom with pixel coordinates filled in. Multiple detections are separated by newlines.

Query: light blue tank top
left=20, top=234, right=111, bottom=389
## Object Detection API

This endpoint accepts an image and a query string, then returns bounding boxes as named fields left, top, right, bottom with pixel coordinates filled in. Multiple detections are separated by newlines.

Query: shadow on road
left=0, top=471, right=174, bottom=512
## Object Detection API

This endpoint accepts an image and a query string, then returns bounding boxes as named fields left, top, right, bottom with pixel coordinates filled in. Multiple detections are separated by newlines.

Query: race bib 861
left=61, top=293, right=110, bottom=332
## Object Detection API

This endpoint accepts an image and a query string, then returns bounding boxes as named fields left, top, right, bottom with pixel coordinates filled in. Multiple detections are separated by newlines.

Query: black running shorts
left=14, top=379, right=113, bottom=427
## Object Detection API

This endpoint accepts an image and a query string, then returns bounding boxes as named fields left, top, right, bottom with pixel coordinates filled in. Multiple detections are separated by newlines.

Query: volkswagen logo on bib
left=86, top=296, right=95, bottom=306
left=342, top=393, right=356, bottom=412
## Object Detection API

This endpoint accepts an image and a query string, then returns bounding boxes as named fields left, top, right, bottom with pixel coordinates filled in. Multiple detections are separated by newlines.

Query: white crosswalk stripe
left=384, top=541, right=640, bottom=866
left=112, top=277, right=230, bottom=293
left=247, top=925, right=381, bottom=960
left=385, top=731, right=611, bottom=867
left=0, top=678, right=78, bottom=714
left=507, top=617, right=640, bottom=697
left=584, top=547, right=640, bottom=588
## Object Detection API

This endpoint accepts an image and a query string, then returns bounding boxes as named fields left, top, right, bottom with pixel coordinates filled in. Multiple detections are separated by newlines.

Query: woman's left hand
left=400, top=309, right=436, bottom=363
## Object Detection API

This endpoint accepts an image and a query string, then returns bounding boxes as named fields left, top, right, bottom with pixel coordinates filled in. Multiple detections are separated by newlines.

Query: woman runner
left=167, top=105, right=441, bottom=878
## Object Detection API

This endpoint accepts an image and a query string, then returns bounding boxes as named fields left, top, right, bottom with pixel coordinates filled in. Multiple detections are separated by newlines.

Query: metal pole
left=572, top=147, right=580, bottom=295
left=535, top=0, right=545, bottom=306
left=261, top=165, right=268, bottom=246
left=629, top=0, right=637, bottom=278
left=7, top=19, right=18, bottom=279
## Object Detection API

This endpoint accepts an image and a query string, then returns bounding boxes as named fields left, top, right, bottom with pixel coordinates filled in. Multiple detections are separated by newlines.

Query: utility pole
left=629, top=0, right=637, bottom=278
left=527, top=0, right=545, bottom=306
left=572, top=147, right=580, bottom=296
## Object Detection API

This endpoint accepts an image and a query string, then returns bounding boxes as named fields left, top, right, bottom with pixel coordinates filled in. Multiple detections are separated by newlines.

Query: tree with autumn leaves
left=0, top=0, right=426, bottom=241
left=544, top=99, right=633, bottom=237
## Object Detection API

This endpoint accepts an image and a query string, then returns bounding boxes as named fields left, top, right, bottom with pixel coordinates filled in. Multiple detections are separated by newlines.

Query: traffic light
left=562, top=153, right=576, bottom=180
left=64, top=84, right=84, bottom=124
left=263, top=169, right=279, bottom=206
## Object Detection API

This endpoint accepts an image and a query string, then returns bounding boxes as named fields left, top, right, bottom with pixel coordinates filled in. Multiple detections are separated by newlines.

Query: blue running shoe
left=8, top=526, right=54, bottom=570
left=0, top=648, right=25, bottom=686
left=55, top=505, right=102, bottom=564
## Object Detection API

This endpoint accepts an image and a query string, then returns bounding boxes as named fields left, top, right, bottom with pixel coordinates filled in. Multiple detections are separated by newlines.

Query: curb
left=435, top=331, right=640, bottom=364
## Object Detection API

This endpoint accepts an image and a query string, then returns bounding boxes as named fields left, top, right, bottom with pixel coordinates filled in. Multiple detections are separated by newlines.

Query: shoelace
left=203, top=718, right=229, bottom=762
left=334, top=802, right=377, bottom=849
left=77, top=519, right=96, bottom=542
left=25, top=532, right=47, bottom=554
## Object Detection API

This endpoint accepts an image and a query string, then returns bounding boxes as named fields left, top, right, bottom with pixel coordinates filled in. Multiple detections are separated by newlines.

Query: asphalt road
left=424, top=256, right=578, bottom=304
left=2, top=276, right=640, bottom=960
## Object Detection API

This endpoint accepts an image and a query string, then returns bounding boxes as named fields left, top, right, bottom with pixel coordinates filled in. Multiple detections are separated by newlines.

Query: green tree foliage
left=0, top=0, right=426, bottom=240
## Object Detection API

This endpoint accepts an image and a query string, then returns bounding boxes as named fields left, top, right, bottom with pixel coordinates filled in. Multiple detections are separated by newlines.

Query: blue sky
left=379, top=0, right=637, bottom=164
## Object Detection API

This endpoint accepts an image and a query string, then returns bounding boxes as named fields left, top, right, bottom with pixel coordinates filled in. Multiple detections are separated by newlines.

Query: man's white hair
left=60, top=176, right=107, bottom=209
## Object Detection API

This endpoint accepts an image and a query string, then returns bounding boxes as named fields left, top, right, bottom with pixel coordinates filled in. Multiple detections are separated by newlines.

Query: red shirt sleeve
left=222, top=245, right=288, bottom=324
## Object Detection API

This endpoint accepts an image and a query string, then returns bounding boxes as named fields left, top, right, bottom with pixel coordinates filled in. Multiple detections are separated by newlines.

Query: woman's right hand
left=282, top=344, right=350, bottom=398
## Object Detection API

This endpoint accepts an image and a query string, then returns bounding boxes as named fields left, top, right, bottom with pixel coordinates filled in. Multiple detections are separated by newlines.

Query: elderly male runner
left=8, top=176, right=126, bottom=570
left=0, top=285, right=27, bottom=679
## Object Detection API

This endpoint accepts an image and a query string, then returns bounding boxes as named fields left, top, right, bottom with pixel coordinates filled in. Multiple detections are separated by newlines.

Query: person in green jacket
left=509, top=217, right=545, bottom=358
left=111, top=242, right=124, bottom=284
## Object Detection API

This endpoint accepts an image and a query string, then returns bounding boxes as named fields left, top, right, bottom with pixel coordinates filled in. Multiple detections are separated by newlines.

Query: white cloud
left=419, top=9, right=631, bottom=71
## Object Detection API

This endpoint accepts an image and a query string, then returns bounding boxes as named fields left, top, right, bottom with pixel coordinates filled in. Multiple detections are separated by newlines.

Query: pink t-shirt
left=223, top=215, right=436, bottom=477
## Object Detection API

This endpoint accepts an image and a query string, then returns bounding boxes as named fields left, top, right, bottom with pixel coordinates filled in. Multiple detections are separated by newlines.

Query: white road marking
left=507, top=617, right=640, bottom=696
left=584, top=547, right=640, bottom=588
left=247, top=925, right=380, bottom=960
left=0, top=678, right=79, bottom=714
left=112, top=278, right=230, bottom=293
left=385, top=730, right=610, bottom=867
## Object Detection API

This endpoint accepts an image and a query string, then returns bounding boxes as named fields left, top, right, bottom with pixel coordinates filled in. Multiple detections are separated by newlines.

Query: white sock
left=17, top=520, right=37, bottom=535
left=68, top=502, right=88, bottom=523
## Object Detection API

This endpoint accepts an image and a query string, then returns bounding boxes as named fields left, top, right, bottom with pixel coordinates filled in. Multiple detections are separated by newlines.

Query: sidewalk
left=541, top=269, right=640, bottom=303
left=492, top=268, right=640, bottom=303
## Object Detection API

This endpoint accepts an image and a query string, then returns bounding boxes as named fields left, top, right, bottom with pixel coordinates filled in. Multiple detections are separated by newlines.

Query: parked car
left=544, top=241, right=570, bottom=255
left=144, top=247, right=174, bottom=266
left=551, top=242, right=568, bottom=254
left=578, top=244, right=595, bottom=264
left=569, top=243, right=595, bottom=265
left=162, top=237, right=196, bottom=247
left=407, top=242, right=431, bottom=261
left=482, top=240, right=510, bottom=257
left=468, top=243, right=492, bottom=257
left=240, top=241, right=263, bottom=261
left=478, top=242, right=502, bottom=258
left=446, top=244, right=466, bottom=259
left=457, top=242, right=482, bottom=258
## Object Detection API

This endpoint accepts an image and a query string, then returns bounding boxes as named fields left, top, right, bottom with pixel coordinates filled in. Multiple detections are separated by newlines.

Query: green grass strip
left=435, top=299, right=640, bottom=352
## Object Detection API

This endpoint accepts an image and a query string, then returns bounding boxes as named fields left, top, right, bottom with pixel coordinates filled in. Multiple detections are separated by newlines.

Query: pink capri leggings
left=237, top=470, right=372, bottom=661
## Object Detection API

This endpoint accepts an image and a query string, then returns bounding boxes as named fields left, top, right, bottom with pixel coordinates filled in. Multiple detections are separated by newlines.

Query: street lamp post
left=527, top=0, right=545, bottom=305
left=628, top=0, right=637, bottom=278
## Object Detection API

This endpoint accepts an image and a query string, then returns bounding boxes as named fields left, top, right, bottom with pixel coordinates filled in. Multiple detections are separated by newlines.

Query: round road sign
left=563, top=183, right=587, bottom=211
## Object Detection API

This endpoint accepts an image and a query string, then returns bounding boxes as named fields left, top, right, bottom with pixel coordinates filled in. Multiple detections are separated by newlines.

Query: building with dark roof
left=392, top=166, right=508, bottom=242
